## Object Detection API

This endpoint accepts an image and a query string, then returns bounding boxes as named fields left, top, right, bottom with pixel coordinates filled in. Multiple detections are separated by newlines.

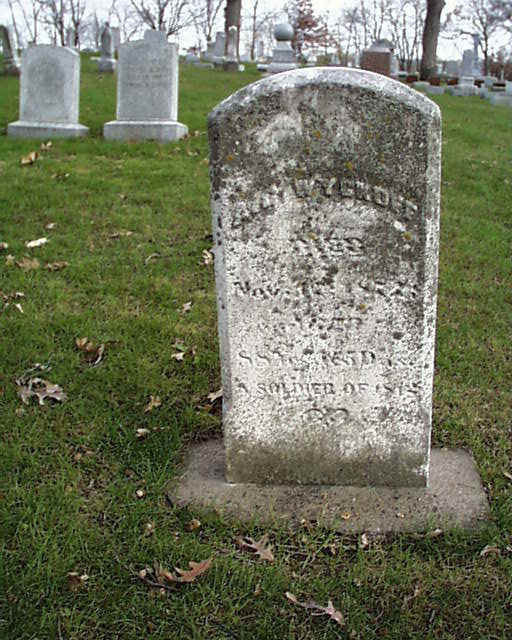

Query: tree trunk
left=224, top=0, right=241, bottom=58
left=420, top=0, right=445, bottom=80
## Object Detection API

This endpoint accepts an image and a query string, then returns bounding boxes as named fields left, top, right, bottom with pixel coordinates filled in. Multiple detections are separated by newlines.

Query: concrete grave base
left=7, top=121, right=89, bottom=138
left=103, top=120, right=188, bottom=142
left=171, top=440, right=490, bottom=533
left=488, top=94, right=512, bottom=107
left=425, top=85, right=445, bottom=95
left=97, top=58, right=116, bottom=72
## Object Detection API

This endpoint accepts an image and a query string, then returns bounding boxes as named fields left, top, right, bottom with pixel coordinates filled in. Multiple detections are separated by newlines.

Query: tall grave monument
left=174, top=68, right=489, bottom=532
left=103, top=29, right=187, bottom=142
left=268, top=22, right=298, bottom=74
left=8, top=45, right=88, bottom=138
left=98, top=23, right=116, bottom=72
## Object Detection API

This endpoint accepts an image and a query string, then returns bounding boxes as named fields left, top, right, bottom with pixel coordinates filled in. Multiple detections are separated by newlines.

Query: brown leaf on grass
left=21, top=151, right=39, bottom=165
left=144, top=252, right=161, bottom=265
left=67, top=572, right=89, bottom=591
left=181, top=301, right=192, bottom=313
left=40, top=141, right=53, bottom=151
left=201, top=249, right=213, bottom=265
left=109, top=230, right=133, bottom=239
left=0, top=242, right=8, bottom=251
left=46, top=261, right=69, bottom=271
left=75, top=337, right=105, bottom=366
left=185, top=518, right=201, bottom=531
left=16, top=377, right=67, bottom=405
left=5, top=254, right=15, bottom=266
left=480, top=545, right=500, bottom=557
left=171, top=351, right=186, bottom=361
left=285, top=592, right=344, bottom=627
left=45, top=222, right=56, bottom=230
left=16, top=257, right=40, bottom=270
left=237, top=534, right=274, bottom=562
left=144, top=395, right=161, bottom=413
left=207, top=388, right=222, bottom=403
left=503, top=471, right=512, bottom=482
left=25, top=237, right=47, bottom=248
left=158, top=557, right=212, bottom=583
left=136, top=428, right=150, bottom=440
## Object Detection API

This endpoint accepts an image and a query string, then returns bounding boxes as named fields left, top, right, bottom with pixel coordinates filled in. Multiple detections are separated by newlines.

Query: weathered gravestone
left=103, top=29, right=187, bottom=142
left=0, top=24, right=20, bottom=76
left=8, top=45, right=88, bottom=138
left=174, top=68, right=489, bottom=532
left=223, top=26, right=240, bottom=72
left=210, top=67, right=441, bottom=488
left=98, top=23, right=116, bottom=72
left=268, top=22, right=298, bottom=74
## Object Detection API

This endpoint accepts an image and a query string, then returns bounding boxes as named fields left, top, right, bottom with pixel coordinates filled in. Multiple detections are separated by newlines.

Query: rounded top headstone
left=274, top=22, right=294, bottom=42
left=369, top=39, right=393, bottom=52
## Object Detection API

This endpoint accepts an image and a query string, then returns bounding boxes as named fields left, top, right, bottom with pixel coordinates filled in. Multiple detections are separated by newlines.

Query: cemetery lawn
left=0, top=59, right=511, bottom=639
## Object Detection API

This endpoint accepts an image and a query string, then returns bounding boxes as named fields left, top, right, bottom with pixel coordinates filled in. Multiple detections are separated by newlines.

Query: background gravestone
left=0, top=24, right=20, bottom=75
left=103, top=29, right=187, bottom=142
left=8, top=45, right=88, bottom=138
left=209, top=68, right=441, bottom=487
left=268, top=22, right=298, bottom=74
left=98, top=23, right=116, bottom=72
left=361, top=40, right=392, bottom=76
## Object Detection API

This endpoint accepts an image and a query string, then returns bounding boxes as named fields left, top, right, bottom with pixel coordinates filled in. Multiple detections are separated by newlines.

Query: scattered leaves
left=26, top=237, right=48, bottom=248
left=0, top=242, right=8, bottom=251
left=45, top=222, right=56, bottom=230
left=40, top=141, right=53, bottom=151
left=16, top=257, right=40, bottom=270
left=181, top=301, right=192, bottom=313
left=21, top=151, right=38, bottom=165
left=109, top=230, right=133, bottom=239
left=503, top=471, right=512, bottom=482
left=135, top=489, right=146, bottom=499
left=5, top=254, right=15, bottom=266
left=171, top=351, right=186, bottom=361
left=144, top=395, right=161, bottom=413
left=136, top=428, right=150, bottom=440
left=426, top=528, right=443, bottom=538
left=285, top=592, right=344, bottom=627
left=46, top=261, right=69, bottom=271
left=144, top=522, right=155, bottom=536
left=359, top=532, right=369, bottom=549
left=16, top=377, right=67, bottom=405
left=237, top=534, right=274, bottom=562
left=144, top=253, right=161, bottom=265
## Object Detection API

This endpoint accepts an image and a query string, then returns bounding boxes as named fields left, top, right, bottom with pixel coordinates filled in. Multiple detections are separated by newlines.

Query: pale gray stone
left=223, top=26, right=239, bottom=72
left=488, top=93, right=512, bottom=107
left=111, top=26, right=121, bottom=53
left=103, top=30, right=187, bottom=142
left=0, top=24, right=20, bottom=75
left=425, top=85, right=445, bottom=95
left=209, top=68, right=441, bottom=487
left=445, top=60, right=459, bottom=76
left=268, top=22, right=298, bottom=74
left=8, top=45, right=88, bottom=138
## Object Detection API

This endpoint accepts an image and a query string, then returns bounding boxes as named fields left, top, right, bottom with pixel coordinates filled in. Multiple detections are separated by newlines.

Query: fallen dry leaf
left=136, top=428, right=150, bottom=440
left=16, top=257, right=40, bottom=270
left=67, top=572, right=89, bottom=591
left=145, top=253, right=161, bottom=265
left=5, top=254, right=15, bottom=266
left=0, top=242, right=8, bottom=250
left=16, top=377, right=67, bottom=405
left=21, top=151, right=38, bottom=165
left=14, top=303, right=23, bottom=313
left=285, top=592, right=344, bottom=627
left=360, top=532, right=369, bottom=549
left=426, top=528, right=443, bottom=538
left=237, top=534, right=274, bottom=562
left=207, top=388, right=222, bottom=403
left=40, top=141, right=53, bottom=151
left=201, top=249, right=213, bottom=266
left=46, top=261, right=69, bottom=271
left=144, top=522, right=155, bottom=536
left=25, top=237, right=48, bottom=248
left=181, top=301, right=192, bottom=313
left=109, top=230, right=133, bottom=239
left=480, top=545, right=500, bottom=557
left=135, top=489, right=146, bottom=499
left=185, top=518, right=201, bottom=532
left=158, top=557, right=212, bottom=583
left=503, top=471, right=512, bottom=482
left=171, top=352, right=186, bottom=361
left=75, top=337, right=105, bottom=366
left=45, top=222, right=56, bottom=230
left=144, top=395, right=161, bottom=413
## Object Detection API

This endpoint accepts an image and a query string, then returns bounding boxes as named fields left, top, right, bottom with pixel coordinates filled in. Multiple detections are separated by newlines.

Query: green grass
left=0, top=59, right=511, bottom=639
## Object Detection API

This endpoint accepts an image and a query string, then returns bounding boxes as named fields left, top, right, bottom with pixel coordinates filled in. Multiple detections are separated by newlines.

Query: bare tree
left=128, top=0, right=195, bottom=36
left=189, top=0, right=224, bottom=44
left=420, top=0, right=445, bottom=79
left=11, top=0, right=43, bottom=43
left=448, top=0, right=504, bottom=74
left=387, top=0, right=425, bottom=71
left=242, top=0, right=277, bottom=59
left=37, top=0, right=87, bottom=46
left=224, top=0, right=241, bottom=56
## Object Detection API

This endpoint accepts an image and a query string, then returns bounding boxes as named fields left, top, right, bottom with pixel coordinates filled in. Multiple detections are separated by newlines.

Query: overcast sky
left=0, top=0, right=499, bottom=59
